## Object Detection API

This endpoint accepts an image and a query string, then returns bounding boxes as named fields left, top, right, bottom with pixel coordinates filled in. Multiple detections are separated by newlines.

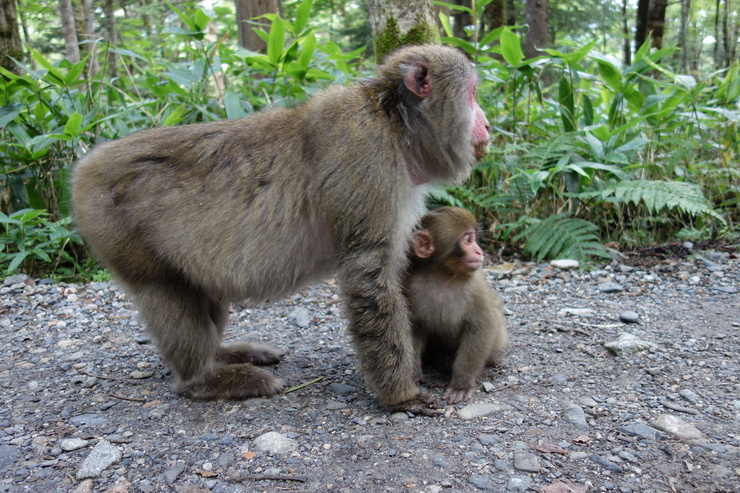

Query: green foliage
left=0, top=208, right=82, bottom=277
left=511, top=213, right=610, bottom=263
left=1, top=1, right=364, bottom=278
left=588, top=180, right=725, bottom=221
left=432, top=5, right=738, bottom=261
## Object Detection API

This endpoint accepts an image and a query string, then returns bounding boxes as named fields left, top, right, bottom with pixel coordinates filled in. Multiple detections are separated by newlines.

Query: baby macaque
left=406, top=207, right=507, bottom=403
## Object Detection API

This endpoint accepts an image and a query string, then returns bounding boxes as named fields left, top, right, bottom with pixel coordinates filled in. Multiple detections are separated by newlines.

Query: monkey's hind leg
left=135, top=284, right=283, bottom=400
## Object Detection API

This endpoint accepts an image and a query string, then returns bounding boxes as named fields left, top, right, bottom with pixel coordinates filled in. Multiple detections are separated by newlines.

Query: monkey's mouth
left=474, top=142, right=489, bottom=161
left=464, top=260, right=483, bottom=271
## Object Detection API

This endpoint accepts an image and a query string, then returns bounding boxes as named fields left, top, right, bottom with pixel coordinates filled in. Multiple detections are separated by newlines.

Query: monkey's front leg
left=342, top=260, right=441, bottom=415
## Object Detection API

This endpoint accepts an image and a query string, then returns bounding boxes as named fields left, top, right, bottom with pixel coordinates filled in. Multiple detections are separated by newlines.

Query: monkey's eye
left=462, top=232, right=475, bottom=244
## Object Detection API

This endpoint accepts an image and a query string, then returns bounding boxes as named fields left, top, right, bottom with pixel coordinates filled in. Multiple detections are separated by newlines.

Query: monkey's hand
left=442, top=386, right=475, bottom=405
left=390, top=391, right=443, bottom=416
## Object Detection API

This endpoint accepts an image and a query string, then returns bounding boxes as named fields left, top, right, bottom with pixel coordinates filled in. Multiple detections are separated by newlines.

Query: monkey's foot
left=389, top=390, right=442, bottom=416
left=442, top=386, right=475, bottom=404
left=217, top=342, right=284, bottom=366
left=177, top=364, right=284, bottom=400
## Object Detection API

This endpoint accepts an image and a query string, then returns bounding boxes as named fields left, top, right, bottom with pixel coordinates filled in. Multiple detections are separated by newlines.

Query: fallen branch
left=283, top=376, right=324, bottom=394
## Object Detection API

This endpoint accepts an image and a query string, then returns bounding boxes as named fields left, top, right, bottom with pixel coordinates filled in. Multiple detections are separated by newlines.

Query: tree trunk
left=0, top=0, right=23, bottom=74
left=506, top=0, right=516, bottom=26
left=83, top=0, right=99, bottom=78
left=235, top=0, right=282, bottom=53
left=634, top=0, right=649, bottom=53
left=523, top=0, right=547, bottom=59
left=451, top=0, right=472, bottom=40
left=482, top=0, right=505, bottom=35
left=58, top=0, right=80, bottom=63
left=621, top=0, right=630, bottom=65
left=720, top=0, right=730, bottom=68
left=678, top=0, right=691, bottom=71
left=366, top=0, right=439, bottom=62
left=103, top=0, right=119, bottom=78
left=646, top=0, right=667, bottom=49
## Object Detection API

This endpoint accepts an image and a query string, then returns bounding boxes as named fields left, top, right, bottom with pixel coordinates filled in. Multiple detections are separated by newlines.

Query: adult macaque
left=71, top=45, right=490, bottom=415
left=406, top=207, right=507, bottom=404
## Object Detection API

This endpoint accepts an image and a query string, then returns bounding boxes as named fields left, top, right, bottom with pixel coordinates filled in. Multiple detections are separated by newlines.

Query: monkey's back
left=72, top=86, right=415, bottom=301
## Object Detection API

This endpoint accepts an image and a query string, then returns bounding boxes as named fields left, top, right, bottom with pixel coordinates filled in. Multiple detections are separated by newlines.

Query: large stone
left=76, top=440, right=122, bottom=480
left=604, top=333, right=659, bottom=356
left=651, top=414, right=705, bottom=441
left=252, top=432, right=299, bottom=455
left=457, top=402, right=513, bottom=420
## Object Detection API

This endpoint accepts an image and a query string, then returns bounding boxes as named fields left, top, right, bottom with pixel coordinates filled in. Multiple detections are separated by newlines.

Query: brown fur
left=406, top=207, right=507, bottom=404
left=71, top=45, right=489, bottom=414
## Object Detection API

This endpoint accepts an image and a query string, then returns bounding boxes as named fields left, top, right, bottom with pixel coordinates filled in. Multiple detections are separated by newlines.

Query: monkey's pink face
left=460, top=230, right=484, bottom=271
left=469, top=85, right=491, bottom=161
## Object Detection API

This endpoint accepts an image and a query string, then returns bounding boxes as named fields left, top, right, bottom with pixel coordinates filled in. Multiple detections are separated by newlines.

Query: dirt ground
left=1, top=244, right=738, bottom=492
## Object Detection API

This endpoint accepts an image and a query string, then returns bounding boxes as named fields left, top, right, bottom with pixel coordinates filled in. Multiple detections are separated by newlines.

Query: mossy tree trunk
left=0, top=0, right=23, bottom=75
left=366, top=0, right=439, bottom=63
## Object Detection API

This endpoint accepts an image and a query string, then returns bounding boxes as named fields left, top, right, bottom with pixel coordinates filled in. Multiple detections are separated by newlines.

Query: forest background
left=0, top=0, right=738, bottom=280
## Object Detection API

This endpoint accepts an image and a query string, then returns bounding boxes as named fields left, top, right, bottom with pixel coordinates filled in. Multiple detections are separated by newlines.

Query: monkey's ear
left=404, top=62, right=432, bottom=99
left=412, top=230, right=435, bottom=258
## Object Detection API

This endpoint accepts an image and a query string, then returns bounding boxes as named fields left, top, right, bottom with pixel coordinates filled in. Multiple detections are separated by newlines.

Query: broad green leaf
left=434, top=1, right=472, bottom=15
left=584, top=132, right=603, bottom=159
left=267, top=17, right=286, bottom=65
left=224, top=90, right=244, bottom=120
left=162, top=105, right=187, bottom=126
left=298, top=31, right=316, bottom=69
left=479, top=26, right=505, bottom=47
left=294, top=0, right=312, bottom=34
left=500, top=28, right=523, bottom=67
left=165, top=0, right=197, bottom=31
left=440, top=37, right=475, bottom=55
left=0, top=105, right=22, bottom=127
left=64, top=112, right=83, bottom=137
left=193, top=8, right=212, bottom=32
left=438, top=13, right=453, bottom=37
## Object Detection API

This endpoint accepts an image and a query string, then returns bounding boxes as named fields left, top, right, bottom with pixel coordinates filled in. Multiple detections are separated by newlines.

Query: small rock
left=287, top=307, right=311, bottom=328
left=252, top=432, right=299, bottom=455
left=130, top=371, right=153, bottom=379
left=651, top=414, right=705, bottom=441
left=3, top=274, right=28, bottom=286
left=164, top=464, right=186, bottom=484
left=591, top=454, right=623, bottom=473
left=679, top=389, right=700, bottom=404
left=619, top=310, right=639, bottom=323
left=604, top=333, right=659, bottom=356
left=598, top=282, right=624, bottom=293
left=457, top=402, right=513, bottom=420
left=620, top=422, right=662, bottom=441
left=61, top=438, right=89, bottom=451
left=329, top=383, right=357, bottom=395
left=76, top=440, right=122, bottom=480
left=482, top=381, right=495, bottom=392
left=506, top=475, right=532, bottom=492
left=513, top=452, right=540, bottom=472
left=467, top=474, right=490, bottom=490
left=562, top=402, right=588, bottom=430
left=550, top=259, right=579, bottom=270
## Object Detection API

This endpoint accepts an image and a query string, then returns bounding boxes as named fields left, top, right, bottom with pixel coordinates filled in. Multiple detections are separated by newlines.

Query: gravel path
left=1, top=247, right=738, bottom=493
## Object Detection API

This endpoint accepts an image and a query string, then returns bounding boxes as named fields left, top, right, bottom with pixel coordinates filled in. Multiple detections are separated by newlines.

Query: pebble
left=76, top=440, right=122, bottom=480
left=562, top=401, right=588, bottom=430
left=619, top=310, right=639, bottom=323
left=651, top=414, right=705, bottom=441
left=604, top=333, right=659, bottom=356
left=550, top=259, right=579, bottom=270
left=457, top=402, right=513, bottom=420
left=287, top=307, right=311, bottom=328
left=513, top=452, right=540, bottom=472
left=598, top=281, right=624, bottom=293
left=251, top=432, right=298, bottom=455
left=61, top=438, right=89, bottom=451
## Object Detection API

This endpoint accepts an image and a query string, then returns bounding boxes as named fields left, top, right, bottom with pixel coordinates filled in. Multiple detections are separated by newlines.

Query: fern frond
left=514, top=213, right=610, bottom=263
left=601, top=180, right=725, bottom=221
left=525, top=133, right=583, bottom=170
